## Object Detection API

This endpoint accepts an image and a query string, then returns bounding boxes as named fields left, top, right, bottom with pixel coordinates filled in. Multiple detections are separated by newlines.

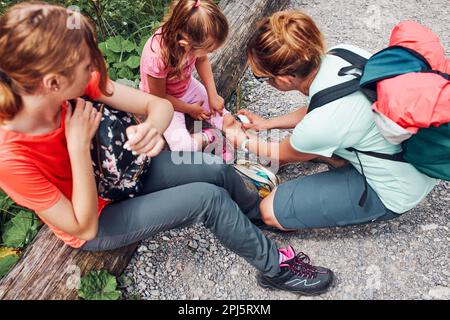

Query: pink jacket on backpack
left=372, top=21, right=450, bottom=135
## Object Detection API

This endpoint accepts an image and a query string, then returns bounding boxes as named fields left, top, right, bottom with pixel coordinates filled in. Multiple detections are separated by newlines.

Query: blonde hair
left=247, top=10, right=325, bottom=79
left=157, top=0, right=229, bottom=79
left=0, top=1, right=110, bottom=123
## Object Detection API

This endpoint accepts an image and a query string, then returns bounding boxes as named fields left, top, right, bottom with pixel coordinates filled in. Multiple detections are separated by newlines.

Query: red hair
left=0, top=1, right=111, bottom=123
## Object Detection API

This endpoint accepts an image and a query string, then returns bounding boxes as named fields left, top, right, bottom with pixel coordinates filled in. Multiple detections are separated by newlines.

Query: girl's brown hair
left=157, top=0, right=229, bottom=79
left=247, top=10, right=325, bottom=79
left=0, top=1, right=110, bottom=123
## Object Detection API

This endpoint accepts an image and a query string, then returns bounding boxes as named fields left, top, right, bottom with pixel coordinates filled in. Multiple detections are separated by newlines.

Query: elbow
left=75, top=225, right=98, bottom=241
left=163, top=99, right=174, bottom=117
left=151, top=97, right=173, bottom=118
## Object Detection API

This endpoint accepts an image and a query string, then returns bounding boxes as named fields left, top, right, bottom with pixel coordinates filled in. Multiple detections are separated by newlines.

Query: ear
left=178, top=39, right=190, bottom=48
left=277, top=75, right=296, bottom=85
left=42, top=74, right=62, bottom=92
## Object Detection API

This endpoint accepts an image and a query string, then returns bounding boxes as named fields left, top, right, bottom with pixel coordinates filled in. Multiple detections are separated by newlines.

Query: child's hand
left=209, top=94, right=225, bottom=117
left=188, top=102, right=211, bottom=121
left=237, top=109, right=269, bottom=131
left=65, top=98, right=102, bottom=152
left=124, top=122, right=166, bottom=158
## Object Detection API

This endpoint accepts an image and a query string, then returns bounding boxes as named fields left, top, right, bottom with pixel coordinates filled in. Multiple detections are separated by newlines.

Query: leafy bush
left=0, top=247, right=20, bottom=278
left=0, top=190, right=40, bottom=278
left=78, top=270, right=121, bottom=300
left=98, top=34, right=150, bottom=83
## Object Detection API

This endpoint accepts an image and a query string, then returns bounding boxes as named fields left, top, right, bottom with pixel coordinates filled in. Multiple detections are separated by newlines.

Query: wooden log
left=210, top=0, right=290, bottom=100
left=0, top=0, right=289, bottom=300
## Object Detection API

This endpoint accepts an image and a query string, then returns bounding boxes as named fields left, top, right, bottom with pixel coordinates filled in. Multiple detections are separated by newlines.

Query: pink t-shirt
left=140, top=29, right=197, bottom=98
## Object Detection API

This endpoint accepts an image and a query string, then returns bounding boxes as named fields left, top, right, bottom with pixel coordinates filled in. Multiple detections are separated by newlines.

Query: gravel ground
left=122, top=0, right=449, bottom=300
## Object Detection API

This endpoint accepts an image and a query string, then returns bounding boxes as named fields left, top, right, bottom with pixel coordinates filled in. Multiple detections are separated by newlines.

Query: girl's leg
left=163, top=111, right=203, bottom=151
left=81, top=182, right=281, bottom=277
left=183, top=78, right=232, bottom=131
left=261, top=164, right=399, bottom=230
left=140, top=151, right=261, bottom=220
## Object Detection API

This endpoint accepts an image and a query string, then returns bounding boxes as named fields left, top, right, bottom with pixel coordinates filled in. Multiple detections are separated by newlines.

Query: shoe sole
left=256, top=271, right=335, bottom=296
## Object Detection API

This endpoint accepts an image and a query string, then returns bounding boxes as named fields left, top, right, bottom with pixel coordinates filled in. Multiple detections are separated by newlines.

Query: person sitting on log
left=0, top=2, right=334, bottom=296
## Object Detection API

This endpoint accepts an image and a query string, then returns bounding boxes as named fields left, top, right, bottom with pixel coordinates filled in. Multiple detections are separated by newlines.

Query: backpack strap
left=308, top=78, right=361, bottom=114
left=345, top=147, right=406, bottom=208
left=308, top=48, right=369, bottom=114
left=328, top=48, right=368, bottom=70
left=424, top=70, right=450, bottom=80
left=345, top=148, right=406, bottom=162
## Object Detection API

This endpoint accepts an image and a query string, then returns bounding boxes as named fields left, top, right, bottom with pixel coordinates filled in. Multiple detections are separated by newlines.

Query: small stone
left=162, top=236, right=170, bottom=241
left=176, top=262, right=184, bottom=271
left=428, top=286, right=450, bottom=300
left=150, top=290, right=160, bottom=296
left=188, top=240, right=199, bottom=250
left=137, top=245, right=148, bottom=253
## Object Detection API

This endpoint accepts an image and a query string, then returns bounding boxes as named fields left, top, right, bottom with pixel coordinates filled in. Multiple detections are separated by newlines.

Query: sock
left=278, top=246, right=295, bottom=264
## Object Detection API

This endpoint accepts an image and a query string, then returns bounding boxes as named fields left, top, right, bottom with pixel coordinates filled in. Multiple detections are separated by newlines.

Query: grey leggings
left=81, top=152, right=281, bottom=277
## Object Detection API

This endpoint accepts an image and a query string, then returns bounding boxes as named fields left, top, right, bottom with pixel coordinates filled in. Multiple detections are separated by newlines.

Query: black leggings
left=81, top=152, right=281, bottom=276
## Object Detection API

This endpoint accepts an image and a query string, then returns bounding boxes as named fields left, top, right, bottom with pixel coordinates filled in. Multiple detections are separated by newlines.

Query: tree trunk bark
left=0, top=0, right=289, bottom=300
left=210, top=0, right=290, bottom=100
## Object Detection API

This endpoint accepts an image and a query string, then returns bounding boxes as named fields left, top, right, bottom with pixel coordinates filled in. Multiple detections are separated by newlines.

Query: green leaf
left=0, top=247, right=20, bottom=278
left=116, top=78, right=139, bottom=88
left=78, top=270, right=121, bottom=300
left=113, top=61, right=127, bottom=69
left=108, top=68, right=119, bottom=81
left=121, top=39, right=137, bottom=53
left=2, top=210, right=41, bottom=248
left=117, top=67, right=133, bottom=80
left=98, top=42, right=107, bottom=54
left=106, top=36, right=126, bottom=53
left=125, top=56, right=141, bottom=69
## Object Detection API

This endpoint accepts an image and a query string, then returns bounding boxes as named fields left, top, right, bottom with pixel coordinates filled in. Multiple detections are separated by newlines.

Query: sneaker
left=233, top=160, right=280, bottom=198
left=257, top=246, right=334, bottom=295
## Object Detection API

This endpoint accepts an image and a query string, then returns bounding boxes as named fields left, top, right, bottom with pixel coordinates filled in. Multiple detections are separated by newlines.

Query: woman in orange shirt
left=0, top=2, right=334, bottom=295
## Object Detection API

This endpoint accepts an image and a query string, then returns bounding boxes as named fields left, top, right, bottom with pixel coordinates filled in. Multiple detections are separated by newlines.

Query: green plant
left=78, top=270, right=122, bottom=300
left=98, top=34, right=151, bottom=82
left=0, top=247, right=20, bottom=278
left=2, top=210, right=42, bottom=248
left=0, top=189, right=39, bottom=278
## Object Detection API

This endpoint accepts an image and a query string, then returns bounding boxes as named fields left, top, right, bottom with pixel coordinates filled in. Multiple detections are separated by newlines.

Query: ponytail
left=0, top=74, right=22, bottom=123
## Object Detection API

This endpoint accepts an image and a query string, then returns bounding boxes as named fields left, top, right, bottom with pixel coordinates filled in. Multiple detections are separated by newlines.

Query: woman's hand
left=188, top=102, right=211, bottom=121
left=223, top=118, right=250, bottom=149
left=209, top=94, right=225, bottom=116
left=124, top=121, right=166, bottom=158
left=237, top=109, right=270, bottom=131
left=65, top=98, right=102, bottom=152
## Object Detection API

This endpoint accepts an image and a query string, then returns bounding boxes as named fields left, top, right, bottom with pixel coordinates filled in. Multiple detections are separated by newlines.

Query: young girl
left=0, top=2, right=334, bottom=296
left=140, top=0, right=237, bottom=161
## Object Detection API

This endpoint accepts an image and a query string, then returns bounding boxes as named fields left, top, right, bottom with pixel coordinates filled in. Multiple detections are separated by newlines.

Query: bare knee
left=260, top=188, right=295, bottom=232
left=259, top=190, right=284, bottom=229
